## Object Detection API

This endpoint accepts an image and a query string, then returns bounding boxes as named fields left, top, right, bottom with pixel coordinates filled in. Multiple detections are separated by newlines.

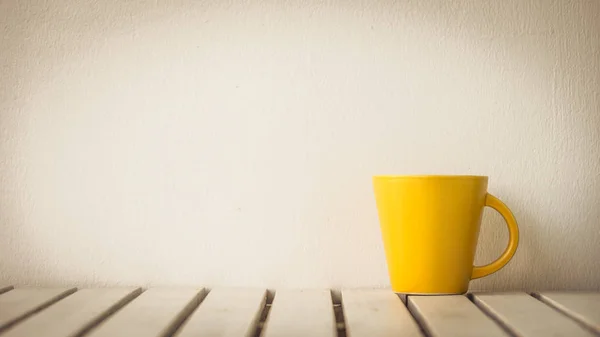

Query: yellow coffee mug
left=373, top=175, right=519, bottom=294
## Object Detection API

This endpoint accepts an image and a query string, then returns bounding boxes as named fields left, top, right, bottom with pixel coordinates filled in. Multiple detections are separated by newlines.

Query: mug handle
left=471, top=193, right=520, bottom=279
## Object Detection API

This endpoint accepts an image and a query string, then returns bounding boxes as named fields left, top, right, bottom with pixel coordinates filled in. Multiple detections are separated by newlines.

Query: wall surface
left=1, top=0, right=599, bottom=291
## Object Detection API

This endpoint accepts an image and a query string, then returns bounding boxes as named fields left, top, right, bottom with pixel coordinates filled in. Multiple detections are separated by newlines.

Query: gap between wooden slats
left=535, top=292, right=600, bottom=334
left=174, top=287, right=266, bottom=337
left=84, top=287, right=205, bottom=337
left=472, top=292, right=596, bottom=337
left=408, top=295, right=509, bottom=337
left=0, top=288, right=141, bottom=337
left=261, top=289, right=336, bottom=337
left=342, top=289, right=423, bottom=337
left=0, top=287, right=76, bottom=332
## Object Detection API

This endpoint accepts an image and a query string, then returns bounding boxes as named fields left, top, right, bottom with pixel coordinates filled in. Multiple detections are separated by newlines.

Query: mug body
left=373, top=175, right=488, bottom=294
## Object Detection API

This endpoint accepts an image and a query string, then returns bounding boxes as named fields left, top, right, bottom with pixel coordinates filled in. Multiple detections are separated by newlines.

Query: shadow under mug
left=373, top=175, right=519, bottom=294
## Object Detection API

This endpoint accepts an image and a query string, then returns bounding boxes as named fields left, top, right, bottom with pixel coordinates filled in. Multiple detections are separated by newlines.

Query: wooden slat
left=86, top=287, right=203, bottom=337
left=175, top=287, right=266, bottom=337
left=262, top=289, right=336, bottom=337
left=474, top=293, right=595, bottom=337
left=407, top=295, right=508, bottom=337
left=0, top=287, right=76, bottom=330
left=537, top=292, right=600, bottom=333
left=342, top=289, right=423, bottom=337
left=0, top=285, right=13, bottom=295
left=1, top=288, right=141, bottom=337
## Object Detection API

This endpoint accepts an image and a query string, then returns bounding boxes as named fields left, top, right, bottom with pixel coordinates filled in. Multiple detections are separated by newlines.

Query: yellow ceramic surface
left=373, top=175, right=519, bottom=294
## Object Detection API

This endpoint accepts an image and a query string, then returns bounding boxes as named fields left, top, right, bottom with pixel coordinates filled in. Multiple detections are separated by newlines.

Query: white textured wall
left=1, top=0, right=599, bottom=291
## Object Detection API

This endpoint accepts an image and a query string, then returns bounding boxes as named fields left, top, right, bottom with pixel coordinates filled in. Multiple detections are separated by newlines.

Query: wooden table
left=0, top=285, right=598, bottom=337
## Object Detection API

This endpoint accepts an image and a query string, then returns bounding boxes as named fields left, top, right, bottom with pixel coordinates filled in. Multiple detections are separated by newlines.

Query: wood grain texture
left=537, top=292, right=600, bottom=333
left=0, top=287, right=76, bottom=330
left=342, top=289, right=423, bottom=337
left=474, top=293, right=595, bottom=337
left=0, top=288, right=141, bottom=337
left=262, top=289, right=336, bottom=337
left=0, top=285, right=13, bottom=294
left=408, top=295, right=508, bottom=337
left=175, top=287, right=266, bottom=337
left=85, top=287, right=203, bottom=337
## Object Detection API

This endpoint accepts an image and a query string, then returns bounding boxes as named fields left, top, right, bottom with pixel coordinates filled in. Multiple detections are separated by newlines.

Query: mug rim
left=373, top=174, right=488, bottom=180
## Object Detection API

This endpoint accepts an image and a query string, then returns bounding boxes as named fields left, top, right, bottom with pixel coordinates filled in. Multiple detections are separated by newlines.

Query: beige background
left=1, top=0, right=599, bottom=290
